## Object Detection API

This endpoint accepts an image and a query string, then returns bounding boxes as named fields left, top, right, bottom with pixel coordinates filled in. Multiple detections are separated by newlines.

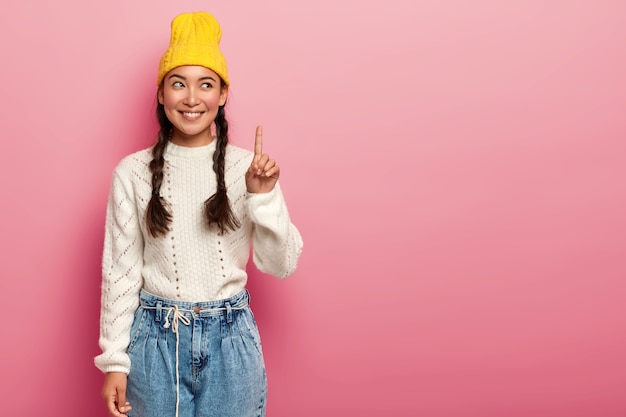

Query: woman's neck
left=170, top=130, right=215, bottom=147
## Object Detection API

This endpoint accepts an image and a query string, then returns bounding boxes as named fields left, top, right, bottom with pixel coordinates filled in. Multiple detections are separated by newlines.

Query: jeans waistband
left=139, top=288, right=250, bottom=319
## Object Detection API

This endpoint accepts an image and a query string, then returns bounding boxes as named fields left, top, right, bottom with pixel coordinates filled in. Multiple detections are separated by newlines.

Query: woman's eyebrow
left=167, top=73, right=186, bottom=81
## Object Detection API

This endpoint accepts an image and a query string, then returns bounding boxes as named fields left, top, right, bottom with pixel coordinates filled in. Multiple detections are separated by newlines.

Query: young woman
left=95, top=11, right=303, bottom=417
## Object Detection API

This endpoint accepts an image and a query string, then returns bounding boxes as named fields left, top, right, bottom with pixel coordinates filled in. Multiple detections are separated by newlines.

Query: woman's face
left=158, top=65, right=228, bottom=146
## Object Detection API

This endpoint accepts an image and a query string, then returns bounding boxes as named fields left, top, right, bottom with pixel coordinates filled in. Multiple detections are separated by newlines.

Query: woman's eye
left=172, top=81, right=184, bottom=88
left=201, top=83, right=213, bottom=89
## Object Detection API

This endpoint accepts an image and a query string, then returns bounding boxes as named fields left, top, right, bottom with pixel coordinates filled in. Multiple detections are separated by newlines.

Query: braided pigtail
left=146, top=99, right=174, bottom=237
left=204, top=105, right=240, bottom=233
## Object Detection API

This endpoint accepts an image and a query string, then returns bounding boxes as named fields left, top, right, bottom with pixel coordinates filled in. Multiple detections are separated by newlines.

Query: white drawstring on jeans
left=162, top=305, right=190, bottom=417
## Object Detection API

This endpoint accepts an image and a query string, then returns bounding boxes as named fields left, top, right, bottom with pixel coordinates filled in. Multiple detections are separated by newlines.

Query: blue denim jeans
left=126, top=288, right=267, bottom=417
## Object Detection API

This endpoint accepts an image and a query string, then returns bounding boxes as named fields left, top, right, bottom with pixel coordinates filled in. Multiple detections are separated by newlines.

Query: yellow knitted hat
left=157, top=12, right=229, bottom=86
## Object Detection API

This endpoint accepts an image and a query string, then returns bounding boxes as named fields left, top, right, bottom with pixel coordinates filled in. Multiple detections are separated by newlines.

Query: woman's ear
left=158, top=88, right=164, bottom=105
left=219, top=85, right=229, bottom=106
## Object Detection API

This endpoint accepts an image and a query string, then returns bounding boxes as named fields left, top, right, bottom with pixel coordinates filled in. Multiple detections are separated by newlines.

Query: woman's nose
left=184, top=88, right=199, bottom=105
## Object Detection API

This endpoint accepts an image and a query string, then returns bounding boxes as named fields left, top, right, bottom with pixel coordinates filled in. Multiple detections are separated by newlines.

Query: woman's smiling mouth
left=181, top=111, right=203, bottom=120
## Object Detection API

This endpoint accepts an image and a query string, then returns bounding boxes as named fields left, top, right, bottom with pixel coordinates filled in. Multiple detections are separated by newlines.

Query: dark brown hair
left=145, top=84, right=240, bottom=237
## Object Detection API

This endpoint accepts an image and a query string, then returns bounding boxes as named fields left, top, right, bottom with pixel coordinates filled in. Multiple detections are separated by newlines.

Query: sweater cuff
left=246, top=186, right=285, bottom=223
left=94, top=352, right=131, bottom=375
left=94, top=361, right=130, bottom=375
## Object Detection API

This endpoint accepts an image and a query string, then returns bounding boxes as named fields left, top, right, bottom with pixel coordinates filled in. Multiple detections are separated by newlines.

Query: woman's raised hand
left=246, top=125, right=279, bottom=193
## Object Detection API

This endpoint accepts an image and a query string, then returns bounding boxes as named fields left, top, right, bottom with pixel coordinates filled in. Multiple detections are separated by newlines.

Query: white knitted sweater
left=94, top=140, right=303, bottom=373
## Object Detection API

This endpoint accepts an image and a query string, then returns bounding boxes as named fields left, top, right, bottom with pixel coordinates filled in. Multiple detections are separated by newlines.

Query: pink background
left=1, top=1, right=625, bottom=416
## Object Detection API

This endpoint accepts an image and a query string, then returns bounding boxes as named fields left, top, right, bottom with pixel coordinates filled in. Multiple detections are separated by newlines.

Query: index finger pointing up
left=255, top=125, right=263, bottom=156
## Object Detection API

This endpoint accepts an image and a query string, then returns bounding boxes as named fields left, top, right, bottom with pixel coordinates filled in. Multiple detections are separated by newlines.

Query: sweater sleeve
left=94, top=169, right=144, bottom=374
left=246, top=182, right=303, bottom=278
